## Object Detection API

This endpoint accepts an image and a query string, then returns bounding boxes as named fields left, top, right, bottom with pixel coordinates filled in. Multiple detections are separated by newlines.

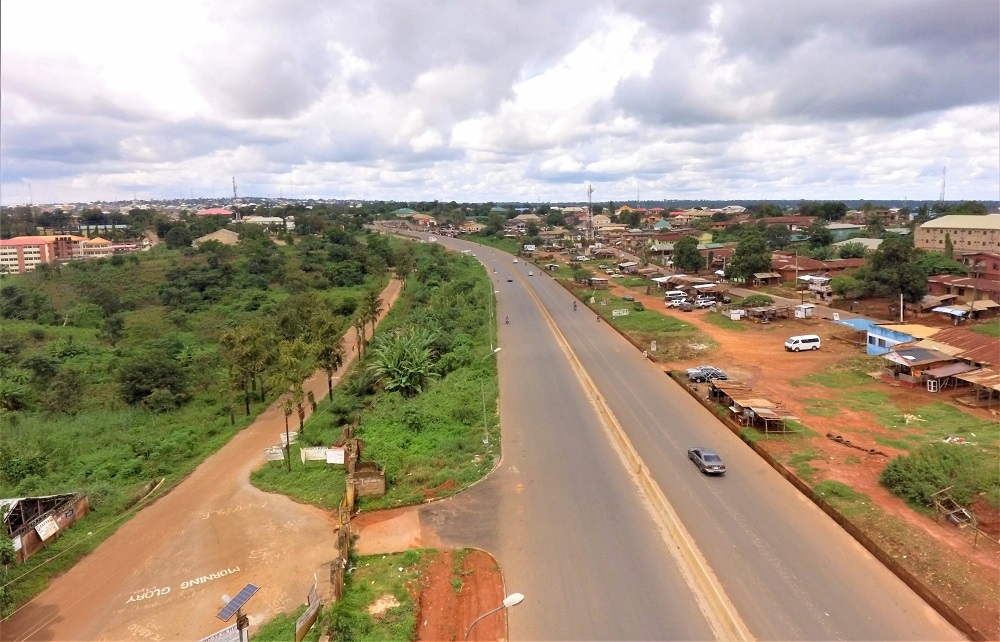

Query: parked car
left=623, top=295, right=635, bottom=301
left=506, top=276, right=513, bottom=282
left=785, top=334, right=821, bottom=351
left=721, top=295, right=732, bottom=304
left=688, top=447, right=726, bottom=474
left=695, top=298, right=715, bottom=309
left=679, top=301, right=695, bottom=312
left=612, top=274, right=624, bottom=279
left=686, top=366, right=727, bottom=382
left=666, top=297, right=690, bottom=308
left=598, top=264, right=607, bottom=269
left=512, top=258, right=518, bottom=263
left=528, top=271, right=534, bottom=276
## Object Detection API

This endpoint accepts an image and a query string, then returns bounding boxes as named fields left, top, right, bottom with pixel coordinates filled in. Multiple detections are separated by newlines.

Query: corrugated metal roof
left=916, top=327, right=1000, bottom=366
left=923, top=362, right=978, bottom=378
left=954, top=367, right=1000, bottom=391
left=876, top=324, right=941, bottom=339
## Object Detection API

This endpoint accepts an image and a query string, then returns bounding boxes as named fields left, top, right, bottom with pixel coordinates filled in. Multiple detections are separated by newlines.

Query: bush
left=740, top=294, right=774, bottom=308
left=879, top=443, right=1000, bottom=506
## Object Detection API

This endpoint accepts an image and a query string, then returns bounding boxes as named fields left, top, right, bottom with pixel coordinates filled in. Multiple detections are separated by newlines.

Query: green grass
left=969, top=319, right=1000, bottom=339
left=790, top=356, right=882, bottom=389
left=701, top=312, right=748, bottom=331
left=814, top=480, right=872, bottom=517
left=787, top=449, right=821, bottom=481
left=325, top=550, right=424, bottom=641
left=252, top=604, right=322, bottom=642
left=802, top=399, right=839, bottom=418
left=250, top=448, right=348, bottom=510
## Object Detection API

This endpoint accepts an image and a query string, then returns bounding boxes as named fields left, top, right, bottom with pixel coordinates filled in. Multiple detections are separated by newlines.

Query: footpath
left=2, top=279, right=403, bottom=642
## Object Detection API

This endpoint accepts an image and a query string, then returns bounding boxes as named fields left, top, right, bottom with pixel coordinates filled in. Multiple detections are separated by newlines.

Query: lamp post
left=488, top=289, right=500, bottom=351
left=481, top=348, right=501, bottom=445
left=465, top=592, right=524, bottom=642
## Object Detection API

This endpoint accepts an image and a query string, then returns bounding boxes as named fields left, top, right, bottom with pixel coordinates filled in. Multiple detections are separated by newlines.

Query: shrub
left=879, top=443, right=1000, bottom=506
left=740, top=294, right=774, bottom=308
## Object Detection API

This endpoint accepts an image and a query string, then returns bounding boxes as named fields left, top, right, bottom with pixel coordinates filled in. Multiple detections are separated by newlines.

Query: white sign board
left=199, top=623, right=239, bottom=642
left=326, top=448, right=346, bottom=465
left=300, top=447, right=329, bottom=463
left=280, top=431, right=299, bottom=446
left=35, top=515, right=60, bottom=541
left=612, top=308, right=629, bottom=317
left=523, top=244, right=536, bottom=251
left=264, top=447, right=285, bottom=461
left=649, top=341, right=657, bottom=352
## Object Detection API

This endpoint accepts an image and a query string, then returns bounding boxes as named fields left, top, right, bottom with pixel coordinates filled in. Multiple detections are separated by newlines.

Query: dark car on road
left=506, top=276, right=513, bottom=282
left=686, top=366, right=728, bottom=382
left=679, top=301, right=694, bottom=312
left=688, top=447, right=726, bottom=474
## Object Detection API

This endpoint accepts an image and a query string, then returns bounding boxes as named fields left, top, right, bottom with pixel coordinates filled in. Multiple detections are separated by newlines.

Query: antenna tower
left=587, top=184, right=594, bottom=242
left=232, top=176, right=241, bottom=222
left=938, top=166, right=946, bottom=202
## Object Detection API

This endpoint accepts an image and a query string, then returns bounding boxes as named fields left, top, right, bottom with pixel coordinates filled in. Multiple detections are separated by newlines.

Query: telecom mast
left=232, top=176, right=241, bottom=222
left=587, top=184, right=594, bottom=242
left=938, top=166, right=946, bottom=202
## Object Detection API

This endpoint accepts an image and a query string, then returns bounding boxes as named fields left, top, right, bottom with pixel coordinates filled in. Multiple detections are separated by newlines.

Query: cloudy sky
left=1, top=0, right=997, bottom=206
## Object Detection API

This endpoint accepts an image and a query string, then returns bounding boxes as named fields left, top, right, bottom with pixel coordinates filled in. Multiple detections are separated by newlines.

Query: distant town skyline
left=1, top=1, right=998, bottom=206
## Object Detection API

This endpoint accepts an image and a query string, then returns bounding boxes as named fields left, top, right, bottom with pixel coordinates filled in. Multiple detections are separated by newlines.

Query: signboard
left=264, top=447, right=285, bottom=461
left=280, top=431, right=299, bottom=446
left=326, top=447, right=346, bottom=465
left=199, top=624, right=239, bottom=642
left=649, top=341, right=657, bottom=352
left=523, top=244, right=536, bottom=251
left=295, top=576, right=321, bottom=642
left=600, top=299, right=608, bottom=306
left=612, top=308, right=629, bottom=317
left=300, top=447, right=329, bottom=463
left=35, top=515, right=60, bottom=541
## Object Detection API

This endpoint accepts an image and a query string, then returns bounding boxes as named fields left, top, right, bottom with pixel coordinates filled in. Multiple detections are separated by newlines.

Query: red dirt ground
left=611, top=281, right=1000, bottom=639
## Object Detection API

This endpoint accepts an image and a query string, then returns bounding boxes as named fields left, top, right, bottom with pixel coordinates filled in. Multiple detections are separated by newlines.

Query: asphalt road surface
left=421, top=235, right=962, bottom=641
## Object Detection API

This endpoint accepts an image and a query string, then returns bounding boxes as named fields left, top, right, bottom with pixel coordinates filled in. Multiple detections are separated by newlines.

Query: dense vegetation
left=880, top=443, right=1000, bottom=508
left=0, top=222, right=398, bottom=612
left=252, top=242, right=500, bottom=509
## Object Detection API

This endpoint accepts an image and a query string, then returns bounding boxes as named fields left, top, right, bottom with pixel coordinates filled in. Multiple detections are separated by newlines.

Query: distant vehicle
left=679, top=301, right=695, bottom=312
left=528, top=271, right=534, bottom=276
left=785, top=334, right=821, bottom=351
left=695, top=299, right=714, bottom=309
left=623, top=295, right=635, bottom=301
left=598, top=264, right=607, bottom=269
left=686, top=366, right=727, bottom=382
left=604, top=269, right=614, bottom=275
left=664, top=290, right=687, bottom=301
left=512, top=258, right=518, bottom=263
left=575, top=255, right=588, bottom=261
left=428, top=237, right=437, bottom=242
left=506, top=276, right=513, bottom=282
left=688, top=447, right=726, bottom=474
left=666, top=298, right=690, bottom=308
left=721, top=295, right=732, bottom=304
left=611, top=274, right=624, bottom=279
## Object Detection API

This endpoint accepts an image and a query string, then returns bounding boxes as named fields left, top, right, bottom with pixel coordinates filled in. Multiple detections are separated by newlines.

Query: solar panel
left=216, top=583, right=259, bottom=621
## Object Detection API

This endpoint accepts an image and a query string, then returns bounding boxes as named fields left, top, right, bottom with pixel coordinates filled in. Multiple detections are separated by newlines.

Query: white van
left=785, top=335, right=821, bottom=351
left=664, top=290, right=687, bottom=301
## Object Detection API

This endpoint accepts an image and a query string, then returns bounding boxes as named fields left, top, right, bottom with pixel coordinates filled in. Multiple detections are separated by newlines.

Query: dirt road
left=3, top=279, right=403, bottom=642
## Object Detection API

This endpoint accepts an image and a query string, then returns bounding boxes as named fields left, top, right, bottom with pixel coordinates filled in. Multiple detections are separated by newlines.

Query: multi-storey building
left=914, top=215, right=1000, bottom=253
left=0, top=236, right=58, bottom=273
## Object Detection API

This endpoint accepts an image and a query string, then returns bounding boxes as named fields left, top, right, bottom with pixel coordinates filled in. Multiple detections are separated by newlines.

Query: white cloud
left=1, top=0, right=997, bottom=205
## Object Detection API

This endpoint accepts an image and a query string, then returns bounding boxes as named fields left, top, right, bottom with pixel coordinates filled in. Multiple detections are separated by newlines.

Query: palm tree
left=311, top=312, right=347, bottom=400
left=220, top=321, right=278, bottom=414
left=363, top=289, right=384, bottom=336
left=353, top=315, right=367, bottom=357
left=314, top=340, right=345, bottom=400
left=367, top=327, right=438, bottom=397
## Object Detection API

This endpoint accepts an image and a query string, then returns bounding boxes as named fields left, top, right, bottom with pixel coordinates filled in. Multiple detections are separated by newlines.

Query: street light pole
left=465, top=593, right=524, bottom=642
left=480, top=347, right=501, bottom=445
